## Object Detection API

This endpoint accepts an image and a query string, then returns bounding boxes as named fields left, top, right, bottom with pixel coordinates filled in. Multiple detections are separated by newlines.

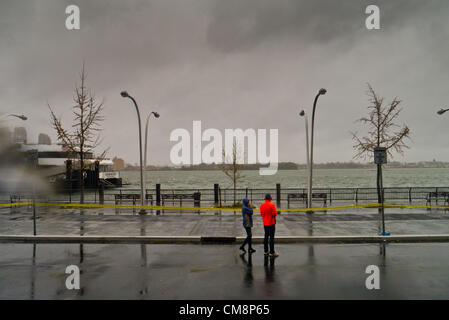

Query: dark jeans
left=264, top=225, right=275, bottom=254
left=242, top=227, right=252, bottom=249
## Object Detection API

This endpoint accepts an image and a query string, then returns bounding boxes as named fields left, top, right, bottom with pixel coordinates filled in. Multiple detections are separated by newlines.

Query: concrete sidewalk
left=2, top=206, right=449, bottom=299
left=1, top=205, right=449, bottom=240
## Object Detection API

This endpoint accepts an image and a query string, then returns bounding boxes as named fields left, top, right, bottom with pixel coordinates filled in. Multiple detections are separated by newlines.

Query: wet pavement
left=1, top=205, right=449, bottom=237
left=1, top=242, right=449, bottom=299
left=1, top=206, right=449, bottom=299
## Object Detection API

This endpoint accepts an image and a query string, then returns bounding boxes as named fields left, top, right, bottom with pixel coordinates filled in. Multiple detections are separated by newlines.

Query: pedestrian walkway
left=1, top=205, right=449, bottom=238
left=2, top=206, right=449, bottom=299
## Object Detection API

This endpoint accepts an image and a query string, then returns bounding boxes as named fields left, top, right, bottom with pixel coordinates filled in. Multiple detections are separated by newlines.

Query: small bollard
left=99, top=185, right=104, bottom=205
left=276, top=183, right=281, bottom=207
left=156, top=184, right=161, bottom=206
left=193, top=192, right=201, bottom=207
left=214, top=184, right=219, bottom=206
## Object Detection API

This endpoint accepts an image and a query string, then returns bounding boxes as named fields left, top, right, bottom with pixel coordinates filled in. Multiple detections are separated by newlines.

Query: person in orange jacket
left=259, top=194, right=278, bottom=257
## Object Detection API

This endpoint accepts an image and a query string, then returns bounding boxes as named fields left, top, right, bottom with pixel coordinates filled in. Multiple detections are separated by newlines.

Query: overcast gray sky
left=1, top=0, right=449, bottom=165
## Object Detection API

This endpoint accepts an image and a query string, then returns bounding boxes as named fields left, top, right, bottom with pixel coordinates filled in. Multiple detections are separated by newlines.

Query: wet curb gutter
left=1, top=234, right=449, bottom=244
left=0, top=235, right=200, bottom=244
left=260, top=235, right=449, bottom=244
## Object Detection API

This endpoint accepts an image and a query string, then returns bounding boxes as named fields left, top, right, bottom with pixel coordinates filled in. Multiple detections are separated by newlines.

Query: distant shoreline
left=119, top=161, right=449, bottom=171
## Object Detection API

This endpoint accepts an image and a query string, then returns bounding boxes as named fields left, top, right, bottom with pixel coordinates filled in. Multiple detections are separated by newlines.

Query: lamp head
left=437, top=109, right=447, bottom=115
left=152, top=112, right=160, bottom=118
left=8, top=114, right=27, bottom=121
left=120, top=91, right=129, bottom=98
left=319, top=88, right=327, bottom=95
left=299, top=110, right=305, bottom=116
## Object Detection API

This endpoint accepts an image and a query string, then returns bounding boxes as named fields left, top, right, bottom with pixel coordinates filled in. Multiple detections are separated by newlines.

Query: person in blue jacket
left=240, top=198, right=256, bottom=253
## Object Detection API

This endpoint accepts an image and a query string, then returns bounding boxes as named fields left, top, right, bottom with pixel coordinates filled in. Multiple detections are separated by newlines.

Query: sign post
left=28, top=150, right=39, bottom=236
left=374, top=147, right=390, bottom=236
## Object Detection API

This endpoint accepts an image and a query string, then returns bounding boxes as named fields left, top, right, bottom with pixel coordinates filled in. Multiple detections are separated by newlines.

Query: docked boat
left=19, top=143, right=122, bottom=188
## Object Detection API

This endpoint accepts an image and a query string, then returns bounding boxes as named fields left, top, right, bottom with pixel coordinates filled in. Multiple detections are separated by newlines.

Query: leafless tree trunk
left=351, top=84, right=411, bottom=205
left=48, top=64, right=105, bottom=203
left=221, top=140, right=244, bottom=206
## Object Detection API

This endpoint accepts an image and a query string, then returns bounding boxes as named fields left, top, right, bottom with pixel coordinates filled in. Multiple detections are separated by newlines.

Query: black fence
left=3, top=185, right=449, bottom=208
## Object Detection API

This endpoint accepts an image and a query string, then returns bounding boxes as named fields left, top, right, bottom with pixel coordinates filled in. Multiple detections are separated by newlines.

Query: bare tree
left=48, top=65, right=105, bottom=203
left=221, top=140, right=244, bottom=206
left=351, top=84, right=411, bottom=204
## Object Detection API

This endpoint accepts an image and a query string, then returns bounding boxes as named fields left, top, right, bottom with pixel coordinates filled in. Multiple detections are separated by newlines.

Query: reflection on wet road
left=1, top=243, right=449, bottom=299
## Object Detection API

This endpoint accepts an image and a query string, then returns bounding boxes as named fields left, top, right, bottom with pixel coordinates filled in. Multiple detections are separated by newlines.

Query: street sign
left=374, top=147, right=387, bottom=164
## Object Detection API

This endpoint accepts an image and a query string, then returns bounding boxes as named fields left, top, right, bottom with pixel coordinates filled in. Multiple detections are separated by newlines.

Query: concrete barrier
left=201, top=236, right=236, bottom=244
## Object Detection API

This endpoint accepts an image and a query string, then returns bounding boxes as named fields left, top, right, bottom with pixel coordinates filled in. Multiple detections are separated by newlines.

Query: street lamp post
left=0, top=114, right=28, bottom=144
left=0, top=114, right=27, bottom=121
left=8, top=114, right=28, bottom=121
left=144, top=111, right=160, bottom=191
left=144, top=111, right=160, bottom=170
left=299, top=110, right=311, bottom=208
left=308, top=88, right=327, bottom=211
left=121, top=91, right=146, bottom=214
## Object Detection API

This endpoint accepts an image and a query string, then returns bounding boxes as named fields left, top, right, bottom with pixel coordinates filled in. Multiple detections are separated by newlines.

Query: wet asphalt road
left=1, top=205, right=449, bottom=299
left=1, top=242, right=449, bottom=299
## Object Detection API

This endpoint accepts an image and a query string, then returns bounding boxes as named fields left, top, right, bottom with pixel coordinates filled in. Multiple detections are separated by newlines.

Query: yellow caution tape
left=1, top=202, right=449, bottom=212
left=0, top=202, right=33, bottom=206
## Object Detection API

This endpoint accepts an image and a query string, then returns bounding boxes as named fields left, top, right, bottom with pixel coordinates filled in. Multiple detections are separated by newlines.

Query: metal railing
left=3, top=186, right=449, bottom=208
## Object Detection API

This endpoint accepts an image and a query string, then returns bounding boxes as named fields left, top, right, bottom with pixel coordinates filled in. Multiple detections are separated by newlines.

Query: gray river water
left=120, top=168, right=449, bottom=189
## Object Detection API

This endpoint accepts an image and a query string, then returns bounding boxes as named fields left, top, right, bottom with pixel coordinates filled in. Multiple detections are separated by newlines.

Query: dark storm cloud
left=206, top=0, right=361, bottom=52
left=205, top=0, right=428, bottom=53
left=1, top=0, right=449, bottom=165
